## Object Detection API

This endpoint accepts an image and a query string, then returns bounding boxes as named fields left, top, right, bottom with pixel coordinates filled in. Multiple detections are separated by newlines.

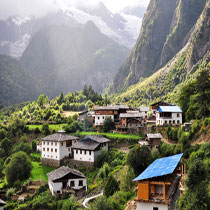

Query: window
left=57, top=190, right=61, bottom=194
left=145, top=111, right=147, bottom=114
left=51, top=142, right=53, bottom=146
left=47, top=148, right=49, bottom=152
left=55, top=149, right=57, bottom=152
left=80, top=150, right=82, bottom=154
left=103, top=116, right=104, bottom=119
left=43, top=148, right=45, bottom=151
left=177, top=120, right=180, bottom=124
left=76, top=150, right=78, bottom=154
left=51, top=148, right=53, bottom=152
left=55, top=143, right=57, bottom=146
left=79, top=180, right=83, bottom=186
left=173, top=120, right=175, bottom=124
left=61, top=142, right=63, bottom=146
left=153, top=208, right=158, bottom=210
left=165, top=121, right=167, bottom=124
left=70, top=181, right=75, bottom=187
left=85, top=150, right=86, bottom=155
left=89, top=151, right=91, bottom=155
left=98, top=117, right=100, bottom=120
left=177, top=113, right=180, bottom=117
left=68, top=148, right=70, bottom=152
left=47, top=142, right=49, bottom=145
left=43, top=142, right=45, bottom=145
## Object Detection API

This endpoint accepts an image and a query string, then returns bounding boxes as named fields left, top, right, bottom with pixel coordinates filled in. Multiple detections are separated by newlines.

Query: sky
left=0, top=0, right=150, bottom=19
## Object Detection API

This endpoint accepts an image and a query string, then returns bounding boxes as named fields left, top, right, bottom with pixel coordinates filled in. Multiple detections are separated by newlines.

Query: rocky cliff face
left=113, top=0, right=210, bottom=106
left=110, top=0, right=207, bottom=93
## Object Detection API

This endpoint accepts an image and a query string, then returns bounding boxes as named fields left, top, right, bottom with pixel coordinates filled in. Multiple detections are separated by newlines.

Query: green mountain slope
left=0, top=54, right=39, bottom=106
left=20, top=21, right=130, bottom=97
left=112, top=0, right=210, bottom=106
left=109, top=0, right=206, bottom=93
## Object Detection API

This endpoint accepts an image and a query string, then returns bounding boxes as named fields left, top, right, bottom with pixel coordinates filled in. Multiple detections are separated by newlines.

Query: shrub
left=104, top=175, right=119, bottom=197
left=5, top=151, right=33, bottom=186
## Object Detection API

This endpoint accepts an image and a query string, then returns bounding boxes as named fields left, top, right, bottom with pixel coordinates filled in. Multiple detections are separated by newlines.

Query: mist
left=0, top=0, right=150, bottom=20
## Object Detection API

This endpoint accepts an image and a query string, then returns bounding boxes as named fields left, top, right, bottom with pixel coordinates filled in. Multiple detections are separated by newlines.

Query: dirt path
left=161, top=138, right=177, bottom=145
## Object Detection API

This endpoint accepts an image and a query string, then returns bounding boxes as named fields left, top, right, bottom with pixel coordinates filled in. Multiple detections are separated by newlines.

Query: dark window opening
left=70, top=181, right=75, bottom=187
left=79, top=180, right=83, bottom=186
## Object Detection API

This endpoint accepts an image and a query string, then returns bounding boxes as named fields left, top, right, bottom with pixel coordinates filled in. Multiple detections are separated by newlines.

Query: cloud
left=0, top=0, right=150, bottom=20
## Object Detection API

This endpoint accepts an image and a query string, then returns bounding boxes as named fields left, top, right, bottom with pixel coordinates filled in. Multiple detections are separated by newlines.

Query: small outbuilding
left=47, top=166, right=87, bottom=196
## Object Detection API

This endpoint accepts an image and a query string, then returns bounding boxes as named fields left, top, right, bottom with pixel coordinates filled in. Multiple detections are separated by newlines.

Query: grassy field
left=61, top=111, right=80, bottom=118
left=78, top=131, right=142, bottom=140
left=30, top=162, right=55, bottom=181
left=26, top=124, right=66, bottom=131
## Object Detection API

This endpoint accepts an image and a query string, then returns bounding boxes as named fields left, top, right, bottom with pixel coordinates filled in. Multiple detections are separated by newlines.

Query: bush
left=104, top=175, right=119, bottom=197
left=6, top=188, right=15, bottom=199
left=41, top=123, right=50, bottom=135
left=102, top=117, right=115, bottom=132
left=12, top=142, right=32, bottom=155
left=5, top=151, right=33, bottom=186
left=95, top=149, right=109, bottom=168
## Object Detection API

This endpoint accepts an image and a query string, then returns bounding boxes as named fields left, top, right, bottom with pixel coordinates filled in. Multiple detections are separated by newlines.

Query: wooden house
left=93, top=105, right=130, bottom=127
left=117, top=111, right=142, bottom=133
left=146, top=133, right=162, bottom=149
left=134, top=154, right=183, bottom=210
left=47, top=166, right=86, bottom=196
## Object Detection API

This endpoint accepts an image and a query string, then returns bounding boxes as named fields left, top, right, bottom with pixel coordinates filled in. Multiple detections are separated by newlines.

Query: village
left=14, top=100, right=185, bottom=210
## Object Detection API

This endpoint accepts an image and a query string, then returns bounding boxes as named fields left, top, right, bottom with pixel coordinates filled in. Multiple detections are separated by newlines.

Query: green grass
left=78, top=132, right=142, bottom=140
left=26, top=124, right=66, bottom=131
left=30, top=162, right=55, bottom=181
left=31, top=152, right=41, bottom=159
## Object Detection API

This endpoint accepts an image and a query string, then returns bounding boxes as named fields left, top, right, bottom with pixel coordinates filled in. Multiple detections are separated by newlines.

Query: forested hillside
left=0, top=54, right=39, bottom=106
left=109, top=0, right=207, bottom=93
left=109, top=0, right=210, bottom=108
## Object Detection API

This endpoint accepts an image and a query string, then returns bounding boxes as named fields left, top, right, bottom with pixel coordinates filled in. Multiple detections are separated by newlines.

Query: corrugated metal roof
left=147, top=133, right=162, bottom=139
left=133, top=154, right=183, bottom=181
left=94, top=105, right=129, bottom=111
left=157, top=106, right=182, bottom=113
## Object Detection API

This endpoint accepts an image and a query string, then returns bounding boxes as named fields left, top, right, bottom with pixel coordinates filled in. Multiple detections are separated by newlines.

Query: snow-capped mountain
left=0, top=2, right=144, bottom=59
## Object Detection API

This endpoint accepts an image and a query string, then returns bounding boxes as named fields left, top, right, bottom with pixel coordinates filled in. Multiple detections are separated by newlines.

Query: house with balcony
left=41, top=130, right=78, bottom=167
left=93, top=105, right=130, bottom=128
left=156, top=106, right=182, bottom=126
left=134, top=154, right=183, bottom=210
left=117, top=111, right=142, bottom=133
left=47, top=166, right=86, bottom=196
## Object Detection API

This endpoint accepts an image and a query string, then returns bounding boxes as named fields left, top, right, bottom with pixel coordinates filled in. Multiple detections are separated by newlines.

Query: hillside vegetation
left=109, top=0, right=210, bottom=107
left=108, top=0, right=207, bottom=93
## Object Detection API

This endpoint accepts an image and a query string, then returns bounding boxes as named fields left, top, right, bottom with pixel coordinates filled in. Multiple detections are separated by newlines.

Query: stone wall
left=62, top=158, right=94, bottom=168
left=42, top=158, right=61, bottom=167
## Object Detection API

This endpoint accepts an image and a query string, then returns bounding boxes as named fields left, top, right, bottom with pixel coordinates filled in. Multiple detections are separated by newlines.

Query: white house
left=41, top=130, right=78, bottom=167
left=71, top=135, right=110, bottom=163
left=139, top=106, right=150, bottom=119
left=47, top=166, right=87, bottom=196
left=156, top=106, right=182, bottom=126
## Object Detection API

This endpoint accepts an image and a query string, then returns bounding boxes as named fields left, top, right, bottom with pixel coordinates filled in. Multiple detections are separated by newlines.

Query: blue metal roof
left=157, top=106, right=182, bottom=113
left=133, top=154, right=183, bottom=181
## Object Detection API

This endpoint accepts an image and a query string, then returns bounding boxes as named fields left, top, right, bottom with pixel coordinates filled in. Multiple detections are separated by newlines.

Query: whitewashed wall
left=137, top=201, right=169, bottom=210
left=156, top=113, right=182, bottom=126
left=94, top=115, right=114, bottom=126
